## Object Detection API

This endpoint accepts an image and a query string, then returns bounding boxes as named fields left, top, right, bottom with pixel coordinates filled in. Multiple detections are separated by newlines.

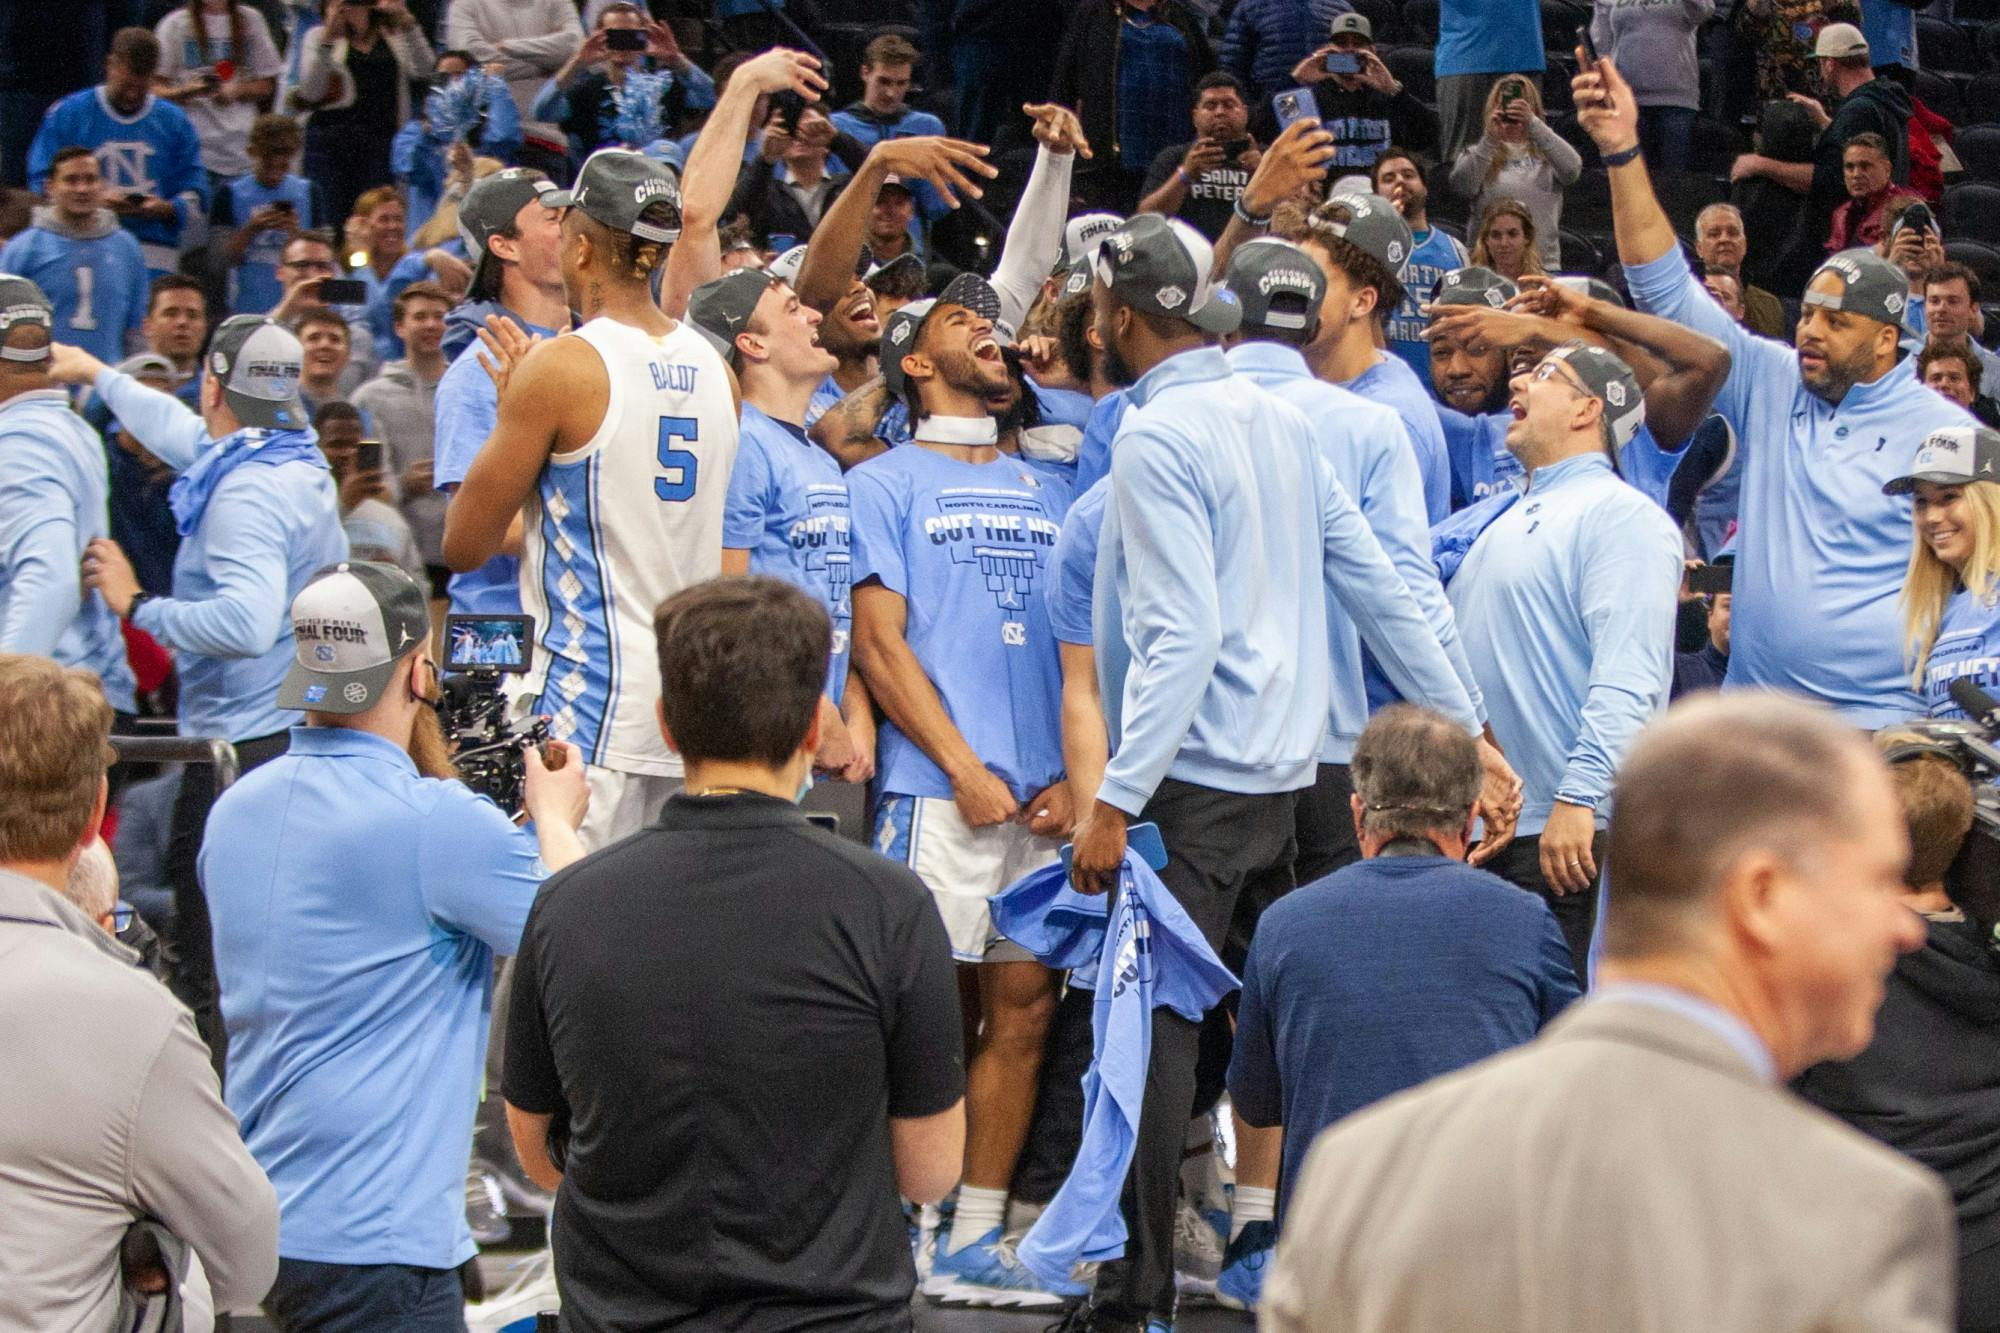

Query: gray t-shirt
left=1590, top=0, right=1715, bottom=110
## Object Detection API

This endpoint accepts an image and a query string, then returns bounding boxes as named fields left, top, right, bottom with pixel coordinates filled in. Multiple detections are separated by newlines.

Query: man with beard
left=200, top=561, right=588, bottom=1329
left=1579, top=51, right=1974, bottom=724
left=849, top=274, right=1078, bottom=1308
left=1426, top=266, right=1521, bottom=507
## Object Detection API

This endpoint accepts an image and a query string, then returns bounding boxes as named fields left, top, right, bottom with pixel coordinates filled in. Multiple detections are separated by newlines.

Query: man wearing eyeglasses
left=1445, top=344, right=1681, bottom=982
left=198, top=560, right=588, bottom=1331
left=269, top=229, right=379, bottom=388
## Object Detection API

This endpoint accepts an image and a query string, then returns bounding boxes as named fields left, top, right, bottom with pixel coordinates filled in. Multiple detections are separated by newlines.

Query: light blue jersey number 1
left=656, top=414, right=698, bottom=502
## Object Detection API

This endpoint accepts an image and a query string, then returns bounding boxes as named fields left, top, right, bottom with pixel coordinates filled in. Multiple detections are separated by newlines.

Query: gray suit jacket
left=1265, top=997, right=1958, bottom=1333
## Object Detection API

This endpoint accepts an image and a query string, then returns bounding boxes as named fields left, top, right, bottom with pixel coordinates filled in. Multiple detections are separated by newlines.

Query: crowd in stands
left=2, top=0, right=2000, bottom=1331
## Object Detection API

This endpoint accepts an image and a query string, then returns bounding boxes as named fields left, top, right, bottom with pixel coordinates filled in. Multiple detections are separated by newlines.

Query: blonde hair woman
left=1470, top=198, right=1546, bottom=282
left=1888, top=425, right=2000, bottom=718
left=1449, top=76, right=1579, bottom=271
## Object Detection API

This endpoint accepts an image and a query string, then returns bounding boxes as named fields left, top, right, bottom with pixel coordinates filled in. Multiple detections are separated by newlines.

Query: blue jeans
left=264, top=1258, right=467, bottom=1333
left=1639, top=105, right=1698, bottom=176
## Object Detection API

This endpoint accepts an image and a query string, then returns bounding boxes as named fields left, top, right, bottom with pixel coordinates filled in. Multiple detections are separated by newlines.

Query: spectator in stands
left=1826, top=131, right=1919, bottom=253
left=1263, top=14, right=1438, bottom=170
left=140, top=275, right=208, bottom=406
left=1801, top=734, right=2000, bottom=1331
left=1732, top=96, right=1822, bottom=297
left=151, top=0, right=284, bottom=185
left=204, top=560, right=585, bottom=1332
left=313, top=400, right=421, bottom=581
left=0, top=2, right=134, bottom=188
left=214, top=114, right=326, bottom=316
left=1888, top=426, right=2000, bottom=721
left=0, top=655, right=279, bottom=1331
left=726, top=104, right=853, bottom=253
left=1451, top=80, right=1578, bottom=271
left=1693, top=203, right=1787, bottom=340
left=294, top=0, right=435, bottom=229
left=1672, top=581, right=1730, bottom=698
left=1470, top=197, right=1546, bottom=283
left=1373, top=149, right=1466, bottom=384
left=59, top=318, right=349, bottom=1059
left=1922, top=262, right=2000, bottom=389
left=444, top=0, right=584, bottom=182
left=1436, top=0, right=1545, bottom=162
left=1581, top=51, right=1974, bottom=727
left=535, top=3, right=714, bottom=161
left=28, top=28, right=207, bottom=280
left=504, top=576, right=965, bottom=1329
left=830, top=31, right=952, bottom=233
left=0, top=146, right=149, bottom=365
left=98, top=353, right=183, bottom=596
left=296, top=307, right=362, bottom=417
left=862, top=177, right=922, bottom=263
left=393, top=50, right=521, bottom=233
left=1228, top=704, right=1576, bottom=1220
left=1138, top=72, right=1261, bottom=242
left=1220, top=0, right=1356, bottom=106
left=346, top=186, right=417, bottom=360
left=269, top=229, right=378, bottom=382
left=1264, top=694, right=1950, bottom=1333
left=1588, top=0, right=1712, bottom=175
left=1735, top=0, right=1828, bottom=106
left=1918, top=338, right=1999, bottom=425
left=1052, top=0, right=1215, bottom=213
left=353, top=281, right=450, bottom=591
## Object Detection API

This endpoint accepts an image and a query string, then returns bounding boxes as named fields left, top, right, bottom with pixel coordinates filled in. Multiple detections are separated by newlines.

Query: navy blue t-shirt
left=1227, top=854, right=1580, bottom=1216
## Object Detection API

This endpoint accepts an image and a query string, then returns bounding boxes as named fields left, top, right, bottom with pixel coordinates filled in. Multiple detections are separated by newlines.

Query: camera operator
left=200, top=560, right=586, bottom=1332
left=1797, top=732, right=2000, bottom=1330
left=1888, top=426, right=2000, bottom=721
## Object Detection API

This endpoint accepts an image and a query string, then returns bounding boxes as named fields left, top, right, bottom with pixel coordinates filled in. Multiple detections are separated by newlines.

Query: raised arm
left=988, top=105, right=1091, bottom=332
left=1571, top=52, right=1677, bottom=268
left=1209, top=119, right=1337, bottom=277
left=794, top=135, right=998, bottom=314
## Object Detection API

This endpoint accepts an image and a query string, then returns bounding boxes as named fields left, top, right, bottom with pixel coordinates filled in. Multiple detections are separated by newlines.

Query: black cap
left=1093, top=214, right=1241, bottom=335
left=547, top=148, right=683, bottom=245
left=1430, top=266, right=1517, bottom=309
left=1223, top=238, right=1327, bottom=333
left=1544, top=341, right=1645, bottom=448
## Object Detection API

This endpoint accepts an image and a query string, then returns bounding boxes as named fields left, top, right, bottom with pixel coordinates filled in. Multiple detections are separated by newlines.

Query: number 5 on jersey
left=656, top=415, right=699, bottom=502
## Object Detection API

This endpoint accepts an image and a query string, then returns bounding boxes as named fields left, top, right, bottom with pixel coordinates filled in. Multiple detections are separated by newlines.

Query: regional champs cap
left=1224, top=238, right=1326, bottom=332
left=1545, top=341, right=1645, bottom=448
left=207, top=315, right=307, bottom=430
left=458, top=168, right=560, bottom=292
left=687, top=268, right=780, bottom=361
left=880, top=271, right=1003, bottom=395
left=277, top=561, right=431, bottom=714
left=1094, top=214, right=1241, bottom=335
left=1807, top=249, right=1910, bottom=326
left=1431, top=266, right=1517, bottom=309
left=0, top=274, right=53, bottom=361
left=1884, top=426, right=2000, bottom=495
left=1320, top=191, right=1413, bottom=279
left=548, top=147, right=683, bottom=244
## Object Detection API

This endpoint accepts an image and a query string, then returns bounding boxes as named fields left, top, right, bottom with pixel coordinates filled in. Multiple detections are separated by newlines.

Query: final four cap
left=767, top=245, right=809, bottom=285
left=1059, top=211, right=1124, bottom=268
left=1883, top=426, right=2000, bottom=494
left=1223, top=237, right=1326, bottom=332
left=687, top=268, right=779, bottom=360
left=1094, top=213, right=1242, bottom=335
left=276, top=561, right=431, bottom=714
left=206, top=315, right=306, bottom=430
left=1321, top=191, right=1413, bottom=279
left=1430, top=265, right=1517, bottom=309
left=0, top=274, right=52, bottom=360
left=547, top=147, right=683, bottom=244
left=458, top=167, right=559, bottom=291
left=1805, top=248, right=1910, bottom=326
left=1545, top=341, right=1645, bottom=448
left=879, top=271, right=1003, bottom=395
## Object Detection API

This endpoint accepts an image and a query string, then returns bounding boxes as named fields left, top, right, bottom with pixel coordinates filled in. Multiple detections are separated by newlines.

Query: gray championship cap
left=1055, top=256, right=1094, bottom=301
left=1060, top=211, right=1125, bottom=269
left=687, top=268, right=780, bottom=362
left=1554, top=273, right=1628, bottom=309
left=1430, top=266, right=1517, bottom=309
left=1545, top=341, right=1645, bottom=448
left=207, top=315, right=307, bottom=430
left=880, top=271, right=1003, bottom=396
left=1321, top=191, right=1414, bottom=280
left=458, top=168, right=560, bottom=292
left=548, top=147, right=683, bottom=244
left=1884, top=425, right=2000, bottom=495
left=1224, top=237, right=1327, bottom=333
left=1093, top=214, right=1242, bottom=335
left=1813, top=21, right=1869, bottom=59
left=1805, top=249, right=1911, bottom=327
left=1327, top=10, right=1372, bottom=41
left=865, top=249, right=925, bottom=293
left=276, top=560, right=431, bottom=714
left=0, top=274, right=53, bottom=361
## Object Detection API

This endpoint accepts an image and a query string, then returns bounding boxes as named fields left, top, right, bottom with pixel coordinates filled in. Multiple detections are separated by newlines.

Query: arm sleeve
left=1320, top=457, right=1480, bottom=733
left=131, top=474, right=297, bottom=659
left=295, top=34, right=338, bottom=105
left=93, top=368, right=210, bottom=473
left=988, top=146, right=1075, bottom=336
left=846, top=466, right=910, bottom=597
left=1622, top=247, right=1794, bottom=441
left=721, top=431, right=773, bottom=549
left=0, top=469, right=82, bottom=656
left=1097, top=429, right=1224, bottom=815
left=500, top=905, right=565, bottom=1114
left=1555, top=503, right=1681, bottom=809
left=1449, top=138, right=1495, bottom=196
left=419, top=786, right=547, bottom=953
left=123, top=237, right=150, bottom=339
left=1530, top=118, right=1582, bottom=185
left=885, top=880, right=967, bottom=1117
left=127, top=1014, right=280, bottom=1312
left=1223, top=936, right=1283, bottom=1126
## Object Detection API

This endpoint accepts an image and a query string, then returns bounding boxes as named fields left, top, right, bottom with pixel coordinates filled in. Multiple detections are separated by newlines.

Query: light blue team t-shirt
left=847, top=444, right=1072, bottom=801
left=723, top=404, right=853, bottom=705
left=1924, top=587, right=2000, bottom=719
left=1385, top=227, right=1468, bottom=388
left=0, top=222, right=149, bottom=366
left=1047, top=478, right=1108, bottom=648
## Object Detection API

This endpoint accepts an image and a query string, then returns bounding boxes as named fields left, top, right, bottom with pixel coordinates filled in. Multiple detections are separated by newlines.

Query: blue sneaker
left=1215, top=1218, right=1275, bottom=1311
left=923, top=1227, right=1087, bottom=1308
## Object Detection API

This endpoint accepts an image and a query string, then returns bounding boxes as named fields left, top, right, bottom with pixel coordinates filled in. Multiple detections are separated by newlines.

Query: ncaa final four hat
left=1806, top=249, right=1910, bottom=327
left=880, top=271, right=1004, bottom=396
left=1544, top=341, right=1645, bottom=448
left=547, top=148, right=683, bottom=244
left=1059, top=212, right=1124, bottom=269
left=1884, top=426, right=2000, bottom=495
left=1224, top=237, right=1327, bottom=333
left=459, top=168, right=560, bottom=292
left=277, top=561, right=431, bottom=714
left=207, top=315, right=307, bottom=430
left=1094, top=214, right=1242, bottom=335
left=0, top=274, right=53, bottom=360
left=1430, top=266, right=1517, bottom=308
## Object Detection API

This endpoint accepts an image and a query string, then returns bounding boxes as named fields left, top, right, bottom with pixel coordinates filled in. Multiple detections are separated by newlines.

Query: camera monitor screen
left=446, top=615, right=533, bottom=672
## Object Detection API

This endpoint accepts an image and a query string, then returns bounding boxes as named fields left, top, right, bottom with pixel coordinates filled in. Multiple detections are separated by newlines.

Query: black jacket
left=723, top=128, right=870, bottom=251
left=1248, top=80, right=1439, bottom=169
left=1051, top=0, right=1216, bottom=175
left=1812, top=75, right=1914, bottom=206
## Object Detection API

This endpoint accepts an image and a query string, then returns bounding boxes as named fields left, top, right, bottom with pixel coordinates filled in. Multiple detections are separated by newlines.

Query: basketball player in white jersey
left=443, top=149, right=740, bottom=849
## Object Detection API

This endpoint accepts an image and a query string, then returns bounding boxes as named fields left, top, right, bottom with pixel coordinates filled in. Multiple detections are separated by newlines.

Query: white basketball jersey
left=516, top=316, right=737, bottom=775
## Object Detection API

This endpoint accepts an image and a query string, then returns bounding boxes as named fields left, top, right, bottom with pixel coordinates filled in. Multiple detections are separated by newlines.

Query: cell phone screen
left=1323, top=51, right=1362, bottom=76
left=318, top=277, right=368, bottom=306
left=354, top=439, right=384, bottom=474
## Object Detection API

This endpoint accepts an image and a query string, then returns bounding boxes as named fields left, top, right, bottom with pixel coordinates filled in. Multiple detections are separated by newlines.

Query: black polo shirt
left=503, top=792, right=964, bottom=1332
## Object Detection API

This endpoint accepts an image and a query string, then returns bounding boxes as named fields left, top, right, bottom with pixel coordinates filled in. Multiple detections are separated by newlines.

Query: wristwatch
left=125, top=592, right=154, bottom=624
